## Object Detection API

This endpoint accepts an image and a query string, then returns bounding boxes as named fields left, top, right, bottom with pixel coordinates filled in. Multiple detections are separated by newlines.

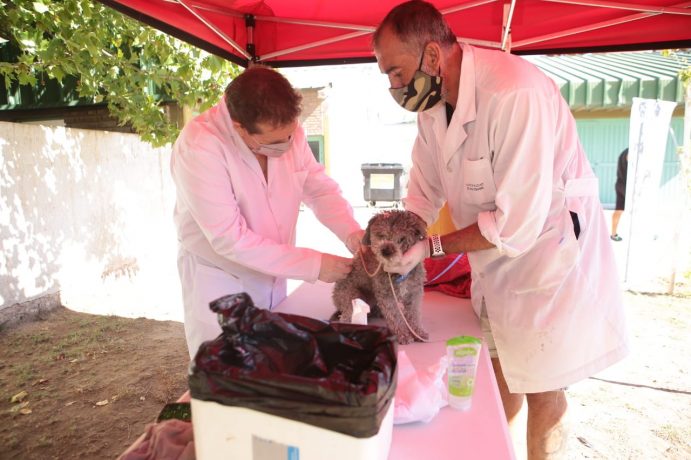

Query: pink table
left=273, top=281, right=515, bottom=460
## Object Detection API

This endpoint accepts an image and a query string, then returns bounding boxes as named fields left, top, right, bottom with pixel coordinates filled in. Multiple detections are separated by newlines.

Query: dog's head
left=362, top=210, right=427, bottom=264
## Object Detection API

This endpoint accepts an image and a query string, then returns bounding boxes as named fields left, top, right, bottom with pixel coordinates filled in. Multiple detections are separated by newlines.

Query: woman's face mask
left=248, top=135, right=293, bottom=158
left=389, top=52, right=443, bottom=112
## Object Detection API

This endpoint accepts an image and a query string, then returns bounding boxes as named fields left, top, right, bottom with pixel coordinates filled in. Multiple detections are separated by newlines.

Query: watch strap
left=430, top=233, right=445, bottom=258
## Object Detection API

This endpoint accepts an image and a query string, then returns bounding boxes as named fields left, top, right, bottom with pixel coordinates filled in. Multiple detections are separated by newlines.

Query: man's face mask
left=389, top=52, right=443, bottom=112
left=248, top=134, right=293, bottom=158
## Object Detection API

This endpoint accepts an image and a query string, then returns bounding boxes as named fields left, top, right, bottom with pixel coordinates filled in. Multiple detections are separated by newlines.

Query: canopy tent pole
left=259, top=30, right=373, bottom=61
left=442, top=0, right=505, bottom=50
left=502, top=0, right=517, bottom=52
left=440, top=0, right=497, bottom=15
left=177, top=0, right=251, bottom=60
left=245, top=14, right=256, bottom=62
left=457, top=37, right=502, bottom=49
left=257, top=16, right=374, bottom=32
left=545, top=0, right=691, bottom=16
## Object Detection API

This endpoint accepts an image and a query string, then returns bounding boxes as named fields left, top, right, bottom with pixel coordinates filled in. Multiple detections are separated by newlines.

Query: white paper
left=351, top=298, right=370, bottom=325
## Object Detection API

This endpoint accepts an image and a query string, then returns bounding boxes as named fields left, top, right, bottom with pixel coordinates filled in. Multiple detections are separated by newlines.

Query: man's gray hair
left=373, top=1, right=456, bottom=54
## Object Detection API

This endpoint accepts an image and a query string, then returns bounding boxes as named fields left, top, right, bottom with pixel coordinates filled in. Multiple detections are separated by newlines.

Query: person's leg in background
left=611, top=188, right=625, bottom=241
left=611, top=209, right=623, bottom=241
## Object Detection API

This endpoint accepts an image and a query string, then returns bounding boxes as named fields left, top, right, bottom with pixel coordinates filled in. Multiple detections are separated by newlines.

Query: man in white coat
left=171, top=66, right=364, bottom=358
left=373, top=2, right=628, bottom=459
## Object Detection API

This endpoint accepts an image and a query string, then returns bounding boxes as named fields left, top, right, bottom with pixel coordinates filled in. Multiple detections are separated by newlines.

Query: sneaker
left=610, top=234, right=622, bottom=242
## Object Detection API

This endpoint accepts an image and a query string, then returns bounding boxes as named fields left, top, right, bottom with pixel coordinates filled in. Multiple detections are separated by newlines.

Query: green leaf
left=51, top=66, right=65, bottom=81
left=17, top=73, right=37, bottom=86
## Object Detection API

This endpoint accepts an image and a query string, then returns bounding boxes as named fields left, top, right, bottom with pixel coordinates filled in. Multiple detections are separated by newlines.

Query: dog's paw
left=338, top=312, right=352, bottom=323
left=396, top=334, right=415, bottom=345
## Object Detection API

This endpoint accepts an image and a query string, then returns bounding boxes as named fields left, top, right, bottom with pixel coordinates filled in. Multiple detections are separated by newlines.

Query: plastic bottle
left=446, top=336, right=482, bottom=411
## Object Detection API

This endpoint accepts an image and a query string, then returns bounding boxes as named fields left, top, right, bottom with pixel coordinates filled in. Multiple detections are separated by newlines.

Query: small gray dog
left=332, top=210, right=428, bottom=344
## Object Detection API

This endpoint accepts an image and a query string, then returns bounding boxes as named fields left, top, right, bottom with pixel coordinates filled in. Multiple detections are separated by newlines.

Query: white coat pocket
left=505, top=224, right=579, bottom=329
left=192, top=263, right=243, bottom=317
left=462, top=157, right=496, bottom=206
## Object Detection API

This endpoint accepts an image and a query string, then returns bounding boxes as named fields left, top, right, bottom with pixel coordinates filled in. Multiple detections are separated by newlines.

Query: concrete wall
left=0, top=121, right=182, bottom=321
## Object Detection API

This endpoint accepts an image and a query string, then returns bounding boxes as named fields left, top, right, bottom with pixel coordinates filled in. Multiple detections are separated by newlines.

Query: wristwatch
left=430, top=234, right=446, bottom=258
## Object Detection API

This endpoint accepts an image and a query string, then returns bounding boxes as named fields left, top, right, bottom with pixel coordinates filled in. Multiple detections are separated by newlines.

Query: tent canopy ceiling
left=99, top=0, right=691, bottom=67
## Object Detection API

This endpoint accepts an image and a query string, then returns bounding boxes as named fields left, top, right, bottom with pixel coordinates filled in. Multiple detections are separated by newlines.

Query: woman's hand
left=345, top=229, right=366, bottom=254
left=318, top=253, right=354, bottom=282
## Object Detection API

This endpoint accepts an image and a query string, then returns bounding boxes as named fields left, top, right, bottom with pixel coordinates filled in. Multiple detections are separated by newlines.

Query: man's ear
left=423, top=42, right=442, bottom=72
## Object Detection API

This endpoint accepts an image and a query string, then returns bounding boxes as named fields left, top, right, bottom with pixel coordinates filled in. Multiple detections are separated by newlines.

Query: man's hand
left=382, top=238, right=430, bottom=275
left=345, top=229, right=366, bottom=254
left=318, top=253, right=354, bottom=282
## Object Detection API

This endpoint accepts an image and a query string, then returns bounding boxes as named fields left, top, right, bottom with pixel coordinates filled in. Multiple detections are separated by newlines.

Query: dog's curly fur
left=332, top=210, right=428, bottom=344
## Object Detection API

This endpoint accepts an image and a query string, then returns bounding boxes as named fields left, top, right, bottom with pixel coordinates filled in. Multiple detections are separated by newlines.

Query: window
left=307, top=135, right=324, bottom=164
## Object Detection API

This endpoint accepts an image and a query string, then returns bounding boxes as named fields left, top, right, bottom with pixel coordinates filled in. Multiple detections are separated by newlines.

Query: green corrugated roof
left=524, top=51, right=689, bottom=111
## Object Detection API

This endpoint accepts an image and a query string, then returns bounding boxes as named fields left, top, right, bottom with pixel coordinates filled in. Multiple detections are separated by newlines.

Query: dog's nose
left=381, top=244, right=395, bottom=258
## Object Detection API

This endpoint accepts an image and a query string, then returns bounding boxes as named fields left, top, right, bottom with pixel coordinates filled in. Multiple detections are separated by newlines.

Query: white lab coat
left=171, top=98, right=360, bottom=357
left=405, top=44, right=629, bottom=393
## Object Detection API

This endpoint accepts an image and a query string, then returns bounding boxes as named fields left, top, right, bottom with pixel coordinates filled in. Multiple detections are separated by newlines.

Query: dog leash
left=359, top=249, right=382, bottom=277
left=359, top=248, right=429, bottom=343
left=387, top=273, right=430, bottom=343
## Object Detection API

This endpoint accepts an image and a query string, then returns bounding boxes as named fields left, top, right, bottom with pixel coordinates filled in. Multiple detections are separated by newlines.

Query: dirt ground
left=1, top=284, right=689, bottom=459
left=0, top=310, right=189, bottom=459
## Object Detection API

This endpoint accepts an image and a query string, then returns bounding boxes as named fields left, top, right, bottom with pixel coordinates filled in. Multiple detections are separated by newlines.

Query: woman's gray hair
left=373, top=1, right=457, bottom=54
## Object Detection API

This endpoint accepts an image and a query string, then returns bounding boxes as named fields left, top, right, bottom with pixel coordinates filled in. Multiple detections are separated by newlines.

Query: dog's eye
left=398, top=236, right=407, bottom=245
left=376, top=233, right=386, bottom=240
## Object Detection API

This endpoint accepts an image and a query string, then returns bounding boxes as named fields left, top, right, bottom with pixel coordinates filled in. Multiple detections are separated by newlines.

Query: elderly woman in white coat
left=373, top=2, right=629, bottom=459
left=171, top=66, right=363, bottom=359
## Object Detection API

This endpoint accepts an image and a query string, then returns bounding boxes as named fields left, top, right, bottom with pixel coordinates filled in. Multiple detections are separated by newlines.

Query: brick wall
left=299, top=88, right=325, bottom=136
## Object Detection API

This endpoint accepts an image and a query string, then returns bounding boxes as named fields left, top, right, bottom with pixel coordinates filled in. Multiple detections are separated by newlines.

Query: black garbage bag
left=189, top=293, right=397, bottom=438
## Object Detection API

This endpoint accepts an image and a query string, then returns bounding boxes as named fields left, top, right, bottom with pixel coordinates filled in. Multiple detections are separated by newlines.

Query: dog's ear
left=410, top=212, right=428, bottom=239
left=362, top=227, right=371, bottom=246
left=363, top=214, right=378, bottom=246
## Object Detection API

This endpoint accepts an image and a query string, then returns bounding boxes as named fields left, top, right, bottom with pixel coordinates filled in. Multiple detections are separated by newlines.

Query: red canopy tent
left=98, top=0, right=691, bottom=67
